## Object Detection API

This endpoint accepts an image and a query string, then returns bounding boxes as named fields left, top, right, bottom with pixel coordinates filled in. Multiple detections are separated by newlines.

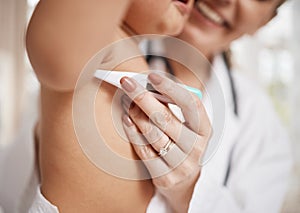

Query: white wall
left=0, top=0, right=27, bottom=147
left=291, top=0, right=300, bottom=166
left=283, top=1, right=300, bottom=212
left=0, top=0, right=37, bottom=212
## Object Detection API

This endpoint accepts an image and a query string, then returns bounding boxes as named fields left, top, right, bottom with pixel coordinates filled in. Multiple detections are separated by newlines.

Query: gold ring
left=158, top=138, right=175, bottom=157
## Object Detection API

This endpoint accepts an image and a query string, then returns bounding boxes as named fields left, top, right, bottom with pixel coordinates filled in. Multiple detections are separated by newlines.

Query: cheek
left=126, top=1, right=183, bottom=34
left=157, top=6, right=186, bottom=35
left=234, top=17, right=266, bottom=36
left=138, top=0, right=171, bottom=20
left=235, top=4, right=275, bottom=35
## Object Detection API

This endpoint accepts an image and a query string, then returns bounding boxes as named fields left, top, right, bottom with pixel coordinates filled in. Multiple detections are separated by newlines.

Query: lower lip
left=173, top=0, right=190, bottom=16
left=192, top=6, right=224, bottom=29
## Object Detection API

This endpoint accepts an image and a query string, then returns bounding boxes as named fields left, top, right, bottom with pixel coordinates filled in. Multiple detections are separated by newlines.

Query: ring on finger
left=158, top=138, right=175, bottom=157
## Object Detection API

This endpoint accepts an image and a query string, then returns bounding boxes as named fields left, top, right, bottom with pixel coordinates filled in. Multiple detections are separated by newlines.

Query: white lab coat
left=25, top=54, right=292, bottom=213
left=147, top=55, right=293, bottom=213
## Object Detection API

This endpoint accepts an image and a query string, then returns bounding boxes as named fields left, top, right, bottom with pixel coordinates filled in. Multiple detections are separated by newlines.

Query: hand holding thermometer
left=94, top=69, right=202, bottom=103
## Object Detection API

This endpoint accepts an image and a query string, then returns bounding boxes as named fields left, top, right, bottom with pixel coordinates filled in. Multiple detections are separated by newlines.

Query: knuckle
left=190, top=95, right=203, bottom=111
left=155, top=175, right=176, bottom=188
left=129, top=105, right=143, bottom=119
left=203, top=122, right=213, bottom=139
left=193, top=142, right=205, bottom=155
left=135, top=145, right=155, bottom=159
left=152, top=177, right=164, bottom=187
left=150, top=109, right=172, bottom=129
left=152, top=135, right=169, bottom=150
left=178, top=161, right=194, bottom=177
left=145, top=127, right=165, bottom=143
left=133, top=90, right=148, bottom=102
left=161, top=80, right=174, bottom=92
left=139, top=121, right=153, bottom=135
left=189, top=143, right=205, bottom=162
left=127, top=128, right=138, bottom=140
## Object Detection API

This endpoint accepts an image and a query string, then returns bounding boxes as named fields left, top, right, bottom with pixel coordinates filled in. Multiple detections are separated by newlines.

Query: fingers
left=122, top=99, right=188, bottom=168
left=148, top=72, right=211, bottom=136
left=123, top=93, right=199, bottom=153
left=120, top=76, right=209, bottom=185
left=162, top=143, right=187, bottom=168
left=122, top=105, right=203, bottom=187
left=122, top=114, right=170, bottom=178
left=153, top=152, right=200, bottom=190
left=123, top=95, right=170, bottom=150
left=120, top=78, right=205, bottom=156
left=122, top=96, right=164, bottom=144
left=120, top=77, right=184, bottom=143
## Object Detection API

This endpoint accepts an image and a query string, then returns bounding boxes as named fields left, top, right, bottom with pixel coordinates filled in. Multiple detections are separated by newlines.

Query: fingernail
left=148, top=73, right=162, bottom=85
left=122, top=114, right=133, bottom=127
left=120, top=77, right=136, bottom=92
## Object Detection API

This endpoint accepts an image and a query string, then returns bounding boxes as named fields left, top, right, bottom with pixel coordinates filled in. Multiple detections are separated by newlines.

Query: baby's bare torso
left=37, top=33, right=154, bottom=212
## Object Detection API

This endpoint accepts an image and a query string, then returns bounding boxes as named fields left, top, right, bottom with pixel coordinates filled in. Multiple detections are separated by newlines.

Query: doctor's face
left=124, top=0, right=194, bottom=35
left=180, top=0, right=283, bottom=56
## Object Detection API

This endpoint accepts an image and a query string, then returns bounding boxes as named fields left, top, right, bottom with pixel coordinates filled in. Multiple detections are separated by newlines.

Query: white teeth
left=196, top=2, right=224, bottom=25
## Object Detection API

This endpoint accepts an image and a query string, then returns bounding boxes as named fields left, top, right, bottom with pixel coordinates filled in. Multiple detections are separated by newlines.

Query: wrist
left=158, top=170, right=200, bottom=213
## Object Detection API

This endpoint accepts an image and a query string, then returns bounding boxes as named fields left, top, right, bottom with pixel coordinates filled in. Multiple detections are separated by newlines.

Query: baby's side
left=26, top=0, right=154, bottom=212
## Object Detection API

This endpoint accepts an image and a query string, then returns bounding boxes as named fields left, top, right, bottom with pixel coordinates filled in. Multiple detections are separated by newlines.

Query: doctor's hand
left=120, top=73, right=212, bottom=213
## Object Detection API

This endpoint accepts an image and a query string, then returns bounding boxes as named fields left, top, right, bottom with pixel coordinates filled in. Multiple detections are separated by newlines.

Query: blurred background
left=0, top=0, right=299, bottom=212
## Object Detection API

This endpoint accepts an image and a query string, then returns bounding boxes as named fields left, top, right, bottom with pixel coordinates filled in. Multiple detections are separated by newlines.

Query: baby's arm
left=26, top=0, right=132, bottom=91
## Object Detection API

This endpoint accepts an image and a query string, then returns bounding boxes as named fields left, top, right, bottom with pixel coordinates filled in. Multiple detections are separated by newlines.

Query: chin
left=158, top=22, right=185, bottom=36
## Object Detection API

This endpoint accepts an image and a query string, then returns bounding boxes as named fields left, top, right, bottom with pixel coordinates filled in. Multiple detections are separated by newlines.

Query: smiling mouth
left=195, top=1, right=230, bottom=28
